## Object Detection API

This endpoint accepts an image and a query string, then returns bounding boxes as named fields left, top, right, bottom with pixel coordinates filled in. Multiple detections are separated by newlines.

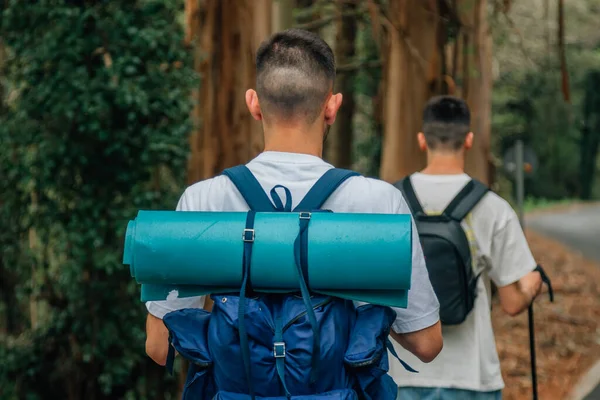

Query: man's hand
left=497, top=269, right=543, bottom=317
left=145, top=314, right=169, bottom=366
left=390, top=321, right=443, bottom=363
left=519, top=269, right=543, bottom=302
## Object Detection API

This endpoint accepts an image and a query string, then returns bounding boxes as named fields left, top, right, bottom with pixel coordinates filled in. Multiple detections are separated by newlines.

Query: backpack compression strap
left=221, top=165, right=270, bottom=399
left=292, top=167, right=359, bottom=385
left=394, top=177, right=425, bottom=216
left=442, top=179, right=489, bottom=221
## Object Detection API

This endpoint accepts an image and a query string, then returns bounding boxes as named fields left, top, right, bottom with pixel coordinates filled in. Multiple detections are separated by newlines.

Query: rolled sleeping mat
left=123, top=210, right=413, bottom=308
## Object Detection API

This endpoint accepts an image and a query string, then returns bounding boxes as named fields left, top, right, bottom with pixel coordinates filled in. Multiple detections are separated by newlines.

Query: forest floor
left=492, top=227, right=600, bottom=400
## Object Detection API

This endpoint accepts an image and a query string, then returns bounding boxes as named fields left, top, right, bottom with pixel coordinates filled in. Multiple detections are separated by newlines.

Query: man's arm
left=496, top=270, right=542, bottom=316
left=391, top=321, right=442, bottom=363
left=388, top=192, right=443, bottom=362
left=146, top=314, right=169, bottom=366
left=489, top=207, right=542, bottom=317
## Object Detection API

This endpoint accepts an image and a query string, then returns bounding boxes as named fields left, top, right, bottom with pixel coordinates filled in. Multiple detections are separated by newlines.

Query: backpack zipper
left=281, top=297, right=333, bottom=332
left=346, top=350, right=382, bottom=368
left=192, top=360, right=211, bottom=368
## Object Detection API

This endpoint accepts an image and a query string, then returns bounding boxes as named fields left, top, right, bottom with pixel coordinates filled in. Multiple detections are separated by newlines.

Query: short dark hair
left=422, top=95, right=471, bottom=151
left=255, top=28, right=335, bottom=124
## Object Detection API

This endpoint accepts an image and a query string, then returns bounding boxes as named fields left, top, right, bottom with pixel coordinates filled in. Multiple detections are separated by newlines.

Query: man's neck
left=262, top=125, right=323, bottom=158
left=421, top=150, right=465, bottom=175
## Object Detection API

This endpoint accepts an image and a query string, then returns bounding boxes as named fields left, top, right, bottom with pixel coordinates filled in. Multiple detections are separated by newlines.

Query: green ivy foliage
left=0, top=1, right=197, bottom=398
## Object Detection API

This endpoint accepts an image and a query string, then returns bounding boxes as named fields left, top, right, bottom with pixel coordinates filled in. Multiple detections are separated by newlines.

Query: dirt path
left=492, top=221, right=600, bottom=400
left=523, top=206, right=600, bottom=400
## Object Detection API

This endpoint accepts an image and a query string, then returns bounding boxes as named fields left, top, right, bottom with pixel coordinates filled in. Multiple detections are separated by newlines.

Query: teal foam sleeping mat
left=123, top=210, right=413, bottom=308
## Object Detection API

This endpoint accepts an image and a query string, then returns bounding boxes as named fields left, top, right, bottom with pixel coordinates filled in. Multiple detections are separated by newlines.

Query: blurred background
left=0, top=1, right=599, bottom=399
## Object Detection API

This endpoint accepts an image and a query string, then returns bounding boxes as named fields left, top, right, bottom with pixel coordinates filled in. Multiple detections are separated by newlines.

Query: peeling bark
left=186, top=0, right=274, bottom=184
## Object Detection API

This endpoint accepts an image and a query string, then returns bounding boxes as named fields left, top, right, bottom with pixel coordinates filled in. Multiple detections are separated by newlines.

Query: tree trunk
left=378, top=0, right=492, bottom=184
left=325, top=0, right=357, bottom=168
left=186, top=0, right=273, bottom=185
left=379, top=1, right=437, bottom=182
left=272, top=0, right=294, bottom=32
left=544, top=0, right=551, bottom=55
left=457, top=0, right=493, bottom=184
left=557, top=0, right=570, bottom=103
left=180, top=1, right=274, bottom=396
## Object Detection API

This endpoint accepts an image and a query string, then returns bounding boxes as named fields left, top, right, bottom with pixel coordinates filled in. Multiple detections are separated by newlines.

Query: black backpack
left=395, top=177, right=489, bottom=325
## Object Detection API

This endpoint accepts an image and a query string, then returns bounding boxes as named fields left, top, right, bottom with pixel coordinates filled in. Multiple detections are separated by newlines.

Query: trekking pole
left=511, top=140, right=555, bottom=399
left=528, top=304, right=538, bottom=400
left=515, top=140, right=540, bottom=400
left=528, top=265, right=554, bottom=400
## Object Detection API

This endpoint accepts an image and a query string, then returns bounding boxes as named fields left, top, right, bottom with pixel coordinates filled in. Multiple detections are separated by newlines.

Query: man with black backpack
left=144, top=29, right=443, bottom=399
left=391, top=96, right=543, bottom=400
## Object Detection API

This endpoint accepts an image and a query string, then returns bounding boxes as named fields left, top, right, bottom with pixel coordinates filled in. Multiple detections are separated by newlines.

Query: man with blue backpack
left=391, top=96, right=549, bottom=400
left=144, top=29, right=443, bottom=399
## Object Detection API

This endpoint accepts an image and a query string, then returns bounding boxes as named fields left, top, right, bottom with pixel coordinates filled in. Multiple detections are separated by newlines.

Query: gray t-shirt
left=390, top=173, right=537, bottom=392
left=146, top=151, right=440, bottom=334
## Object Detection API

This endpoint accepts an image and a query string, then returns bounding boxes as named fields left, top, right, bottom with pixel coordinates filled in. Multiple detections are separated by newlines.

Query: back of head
left=256, top=29, right=335, bottom=125
left=422, top=96, right=471, bottom=151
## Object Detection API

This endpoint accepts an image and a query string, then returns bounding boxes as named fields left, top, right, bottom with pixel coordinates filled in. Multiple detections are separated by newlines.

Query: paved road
left=526, top=205, right=600, bottom=400
left=526, top=205, right=600, bottom=263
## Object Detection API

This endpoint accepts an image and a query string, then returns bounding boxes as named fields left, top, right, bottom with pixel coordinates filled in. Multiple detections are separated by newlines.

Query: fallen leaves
left=492, top=230, right=600, bottom=400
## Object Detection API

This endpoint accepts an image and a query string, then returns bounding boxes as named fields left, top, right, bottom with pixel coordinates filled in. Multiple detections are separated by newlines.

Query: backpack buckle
left=299, top=212, right=312, bottom=220
left=273, top=342, right=286, bottom=358
left=242, top=229, right=255, bottom=242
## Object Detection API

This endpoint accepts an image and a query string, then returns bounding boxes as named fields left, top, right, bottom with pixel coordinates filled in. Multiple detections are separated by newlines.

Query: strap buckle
left=242, top=229, right=255, bottom=242
left=273, top=342, right=286, bottom=358
left=299, top=212, right=312, bottom=220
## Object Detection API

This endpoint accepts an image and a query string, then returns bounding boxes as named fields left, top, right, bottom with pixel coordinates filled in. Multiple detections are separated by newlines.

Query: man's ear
left=324, top=93, right=343, bottom=126
left=464, top=132, right=474, bottom=150
left=245, top=89, right=262, bottom=121
left=417, top=132, right=428, bottom=152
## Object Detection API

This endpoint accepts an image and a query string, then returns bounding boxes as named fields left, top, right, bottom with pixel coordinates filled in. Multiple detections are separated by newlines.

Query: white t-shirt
left=389, top=172, right=537, bottom=392
left=146, top=151, right=440, bottom=335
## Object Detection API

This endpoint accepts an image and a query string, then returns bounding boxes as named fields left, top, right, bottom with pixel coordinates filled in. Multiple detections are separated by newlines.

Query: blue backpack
left=162, top=166, right=415, bottom=400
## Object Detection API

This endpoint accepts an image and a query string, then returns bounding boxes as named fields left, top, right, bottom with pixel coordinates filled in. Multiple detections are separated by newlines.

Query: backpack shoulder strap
left=293, top=168, right=360, bottom=212
left=443, top=179, right=489, bottom=221
left=222, top=165, right=276, bottom=212
left=393, top=176, right=424, bottom=215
